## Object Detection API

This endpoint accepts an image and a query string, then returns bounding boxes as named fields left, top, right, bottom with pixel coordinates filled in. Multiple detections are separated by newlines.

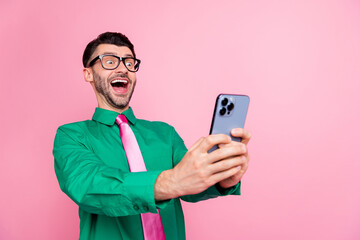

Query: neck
left=98, top=102, right=129, bottom=114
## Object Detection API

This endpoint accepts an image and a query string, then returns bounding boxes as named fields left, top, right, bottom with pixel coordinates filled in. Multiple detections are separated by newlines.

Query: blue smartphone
left=209, top=94, right=250, bottom=152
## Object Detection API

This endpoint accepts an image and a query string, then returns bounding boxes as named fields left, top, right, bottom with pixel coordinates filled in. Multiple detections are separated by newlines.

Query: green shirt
left=53, top=107, right=240, bottom=240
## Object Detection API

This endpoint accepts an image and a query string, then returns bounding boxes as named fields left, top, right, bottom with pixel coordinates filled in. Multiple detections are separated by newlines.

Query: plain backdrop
left=1, top=0, right=360, bottom=239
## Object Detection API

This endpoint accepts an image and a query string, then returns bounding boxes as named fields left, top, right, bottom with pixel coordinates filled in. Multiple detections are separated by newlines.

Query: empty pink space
left=1, top=0, right=359, bottom=239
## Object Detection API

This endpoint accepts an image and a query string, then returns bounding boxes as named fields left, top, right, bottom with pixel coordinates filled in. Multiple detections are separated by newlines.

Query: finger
left=240, top=163, right=248, bottom=174
left=237, top=163, right=248, bottom=178
left=188, top=137, right=205, bottom=152
left=237, top=156, right=249, bottom=175
left=219, top=141, right=246, bottom=151
left=214, top=155, right=249, bottom=181
left=207, top=143, right=247, bottom=163
left=198, top=134, right=231, bottom=153
left=231, top=128, right=251, bottom=144
left=209, top=166, right=243, bottom=185
left=208, top=156, right=247, bottom=174
left=244, top=153, right=250, bottom=163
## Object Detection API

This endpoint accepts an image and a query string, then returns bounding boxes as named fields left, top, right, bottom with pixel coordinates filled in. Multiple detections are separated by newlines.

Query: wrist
left=154, top=169, right=180, bottom=201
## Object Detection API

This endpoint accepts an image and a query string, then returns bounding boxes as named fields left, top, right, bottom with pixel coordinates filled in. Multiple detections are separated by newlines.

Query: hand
left=155, top=133, right=246, bottom=200
left=218, top=128, right=251, bottom=189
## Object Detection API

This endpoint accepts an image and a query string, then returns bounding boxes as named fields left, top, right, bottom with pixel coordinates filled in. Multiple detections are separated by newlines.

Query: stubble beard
left=93, top=70, right=136, bottom=110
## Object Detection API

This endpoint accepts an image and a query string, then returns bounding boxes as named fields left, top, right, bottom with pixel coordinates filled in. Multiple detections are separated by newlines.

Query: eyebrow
left=101, top=52, right=134, bottom=57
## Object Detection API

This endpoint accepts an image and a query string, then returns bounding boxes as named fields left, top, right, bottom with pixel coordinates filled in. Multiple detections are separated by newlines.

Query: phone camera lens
left=219, top=107, right=226, bottom=115
left=227, top=103, right=234, bottom=111
left=221, top=98, right=228, bottom=106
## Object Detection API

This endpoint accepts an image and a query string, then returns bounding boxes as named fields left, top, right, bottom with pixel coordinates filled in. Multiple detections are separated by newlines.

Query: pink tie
left=116, top=114, right=166, bottom=240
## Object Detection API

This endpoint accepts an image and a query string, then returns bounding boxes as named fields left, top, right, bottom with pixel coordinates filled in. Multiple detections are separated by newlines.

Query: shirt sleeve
left=53, top=126, right=162, bottom=217
left=171, top=127, right=241, bottom=203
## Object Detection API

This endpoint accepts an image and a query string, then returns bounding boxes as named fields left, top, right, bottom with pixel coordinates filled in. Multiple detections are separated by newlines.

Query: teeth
left=111, top=79, right=127, bottom=83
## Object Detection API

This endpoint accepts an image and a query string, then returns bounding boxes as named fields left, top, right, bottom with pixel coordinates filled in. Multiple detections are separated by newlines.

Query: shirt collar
left=92, top=107, right=138, bottom=126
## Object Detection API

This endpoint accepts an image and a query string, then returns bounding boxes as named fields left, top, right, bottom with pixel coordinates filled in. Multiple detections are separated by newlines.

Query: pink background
left=1, top=0, right=360, bottom=239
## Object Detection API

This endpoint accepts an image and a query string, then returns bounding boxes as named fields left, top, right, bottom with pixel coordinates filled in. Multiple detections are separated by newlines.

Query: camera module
left=219, top=107, right=226, bottom=115
left=221, top=98, right=228, bottom=106
left=227, top=103, right=234, bottom=111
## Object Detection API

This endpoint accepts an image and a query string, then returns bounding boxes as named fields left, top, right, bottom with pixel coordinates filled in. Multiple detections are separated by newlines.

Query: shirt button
left=143, top=206, right=149, bottom=211
left=133, top=205, right=139, bottom=210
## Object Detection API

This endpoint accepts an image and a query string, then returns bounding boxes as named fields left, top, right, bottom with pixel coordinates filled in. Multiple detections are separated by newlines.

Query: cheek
left=94, top=71, right=110, bottom=84
left=129, top=73, right=137, bottom=83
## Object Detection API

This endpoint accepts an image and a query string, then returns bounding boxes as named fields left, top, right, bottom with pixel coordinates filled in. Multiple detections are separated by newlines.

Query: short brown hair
left=82, top=32, right=136, bottom=67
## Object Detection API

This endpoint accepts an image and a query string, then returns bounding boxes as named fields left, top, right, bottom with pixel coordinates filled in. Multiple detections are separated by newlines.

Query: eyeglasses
left=88, top=54, right=141, bottom=72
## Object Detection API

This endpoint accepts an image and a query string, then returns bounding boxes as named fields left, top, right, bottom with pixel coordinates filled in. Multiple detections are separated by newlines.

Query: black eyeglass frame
left=88, top=54, right=141, bottom=72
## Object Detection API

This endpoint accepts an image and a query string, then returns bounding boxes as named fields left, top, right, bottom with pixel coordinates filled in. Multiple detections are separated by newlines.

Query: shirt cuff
left=120, top=170, right=163, bottom=214
left=214, top=181, right=241, bottom=196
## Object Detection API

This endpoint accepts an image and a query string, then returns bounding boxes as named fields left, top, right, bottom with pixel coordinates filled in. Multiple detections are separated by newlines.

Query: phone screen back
left=209, top=94, right=249, bottom=151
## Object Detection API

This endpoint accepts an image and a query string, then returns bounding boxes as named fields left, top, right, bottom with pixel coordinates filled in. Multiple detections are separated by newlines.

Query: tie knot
left=115, top=114, right=128, bottom=126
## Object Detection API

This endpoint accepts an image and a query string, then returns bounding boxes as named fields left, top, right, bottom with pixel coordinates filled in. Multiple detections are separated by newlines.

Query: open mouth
left=110, top=79, right=129, bottom=94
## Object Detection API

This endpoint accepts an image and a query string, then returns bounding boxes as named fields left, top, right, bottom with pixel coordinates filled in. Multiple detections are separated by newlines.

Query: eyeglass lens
left=101, top=55, right=138, bottom=71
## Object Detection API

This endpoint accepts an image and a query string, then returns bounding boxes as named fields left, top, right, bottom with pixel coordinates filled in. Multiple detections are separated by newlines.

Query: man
left=53, top=32, right=251, bottom=240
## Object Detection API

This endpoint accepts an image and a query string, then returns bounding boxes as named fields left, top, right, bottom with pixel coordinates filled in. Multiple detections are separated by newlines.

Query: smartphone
left=209, top=94, right=250, bottom=152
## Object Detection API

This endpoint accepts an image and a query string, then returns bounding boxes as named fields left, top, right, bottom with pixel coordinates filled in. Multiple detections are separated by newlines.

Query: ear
left=83, top=68, right=93, bottom=83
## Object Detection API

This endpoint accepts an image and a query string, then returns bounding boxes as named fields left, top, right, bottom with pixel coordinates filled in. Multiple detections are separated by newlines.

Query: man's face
left=85, top=44, right=137, bottom=111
